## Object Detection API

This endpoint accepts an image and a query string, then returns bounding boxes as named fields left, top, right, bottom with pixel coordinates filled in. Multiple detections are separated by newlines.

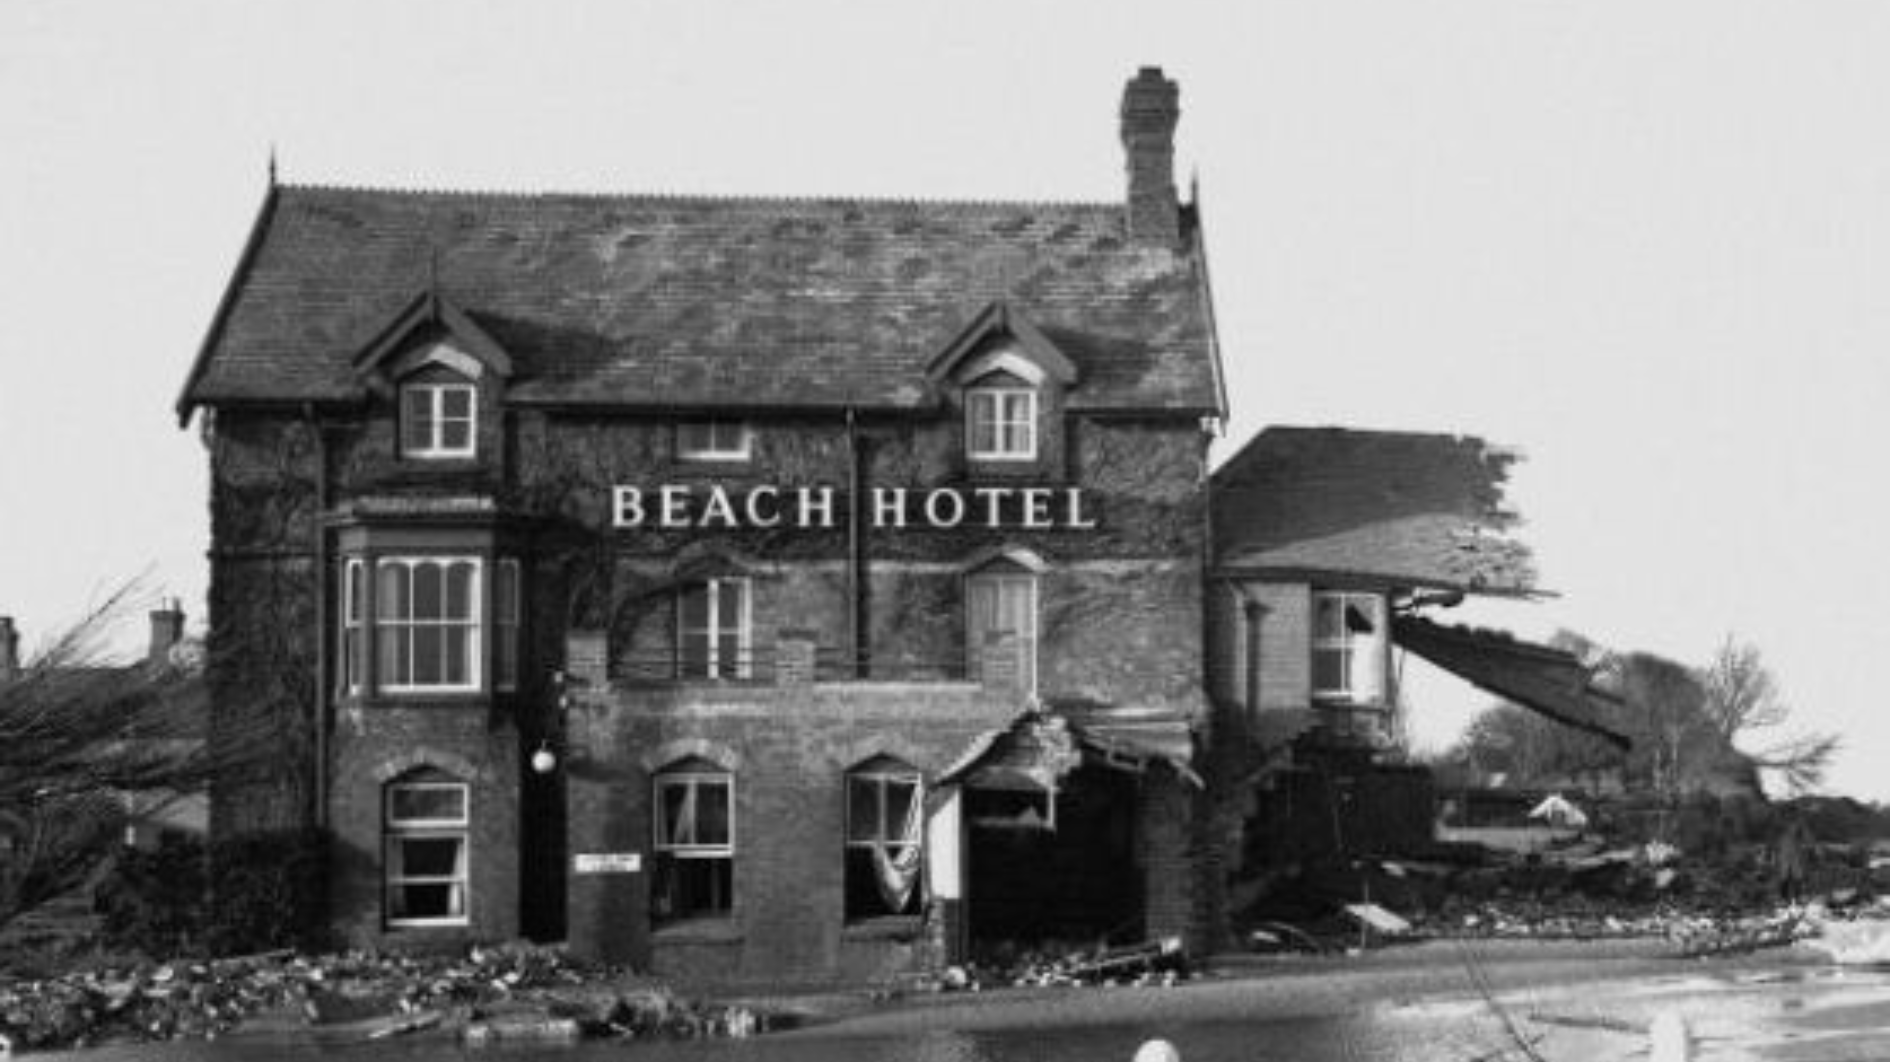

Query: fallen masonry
left=0, top=943, right=777, bottom=1054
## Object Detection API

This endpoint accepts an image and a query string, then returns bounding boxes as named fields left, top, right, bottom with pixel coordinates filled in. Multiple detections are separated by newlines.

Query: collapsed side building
left=1205, top=426, right=1631, bottom=931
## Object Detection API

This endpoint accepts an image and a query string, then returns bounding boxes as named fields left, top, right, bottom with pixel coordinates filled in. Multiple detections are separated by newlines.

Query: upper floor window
left=966, top=570, right=1037, bottom=691
left=384, top=770, right=470, bottom=927
left=652, top=760, right=734, bottom=922
left=965, top=387, right=1037, bottom=461
left=677, top=578, right=750, bottom=680
left=377, top=557, right=482, bottom=692
left=402, top=382, right=477, bottom=459
left=1312, top=591, right=1386, bottom=705
left=677, top=419, right=751, bottom=462
left=845, top=760, right=923, bottom=920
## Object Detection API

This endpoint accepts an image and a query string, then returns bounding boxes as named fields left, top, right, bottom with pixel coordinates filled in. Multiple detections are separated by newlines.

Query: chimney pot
left=0, top=616, right=19, bottom=682
left=1120, top=66, right=1182, bottom=246
left=148, top=601, right=185, bottom=666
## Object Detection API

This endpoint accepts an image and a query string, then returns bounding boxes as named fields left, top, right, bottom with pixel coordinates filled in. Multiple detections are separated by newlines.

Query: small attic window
left=677, top=419, right=751, bottom=462
left=402, top=381, right=477, bottom=459
left=966, top=383, right=1037, bottom=461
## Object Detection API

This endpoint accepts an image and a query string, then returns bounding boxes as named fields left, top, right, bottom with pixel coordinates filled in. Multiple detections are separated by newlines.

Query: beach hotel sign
left=613, top=485, right=1098, bottom=531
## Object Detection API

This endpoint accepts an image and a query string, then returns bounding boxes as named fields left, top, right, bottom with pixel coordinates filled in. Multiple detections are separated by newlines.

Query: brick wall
left=564, top=678, right=1025, bottom=982
left=328, top=702, right=522, bottom=947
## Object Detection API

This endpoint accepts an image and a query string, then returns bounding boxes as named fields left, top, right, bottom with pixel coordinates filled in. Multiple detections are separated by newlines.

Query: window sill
left=652, top=918, right=743, bottom=945
left=841, top=916, right=923, bottom=941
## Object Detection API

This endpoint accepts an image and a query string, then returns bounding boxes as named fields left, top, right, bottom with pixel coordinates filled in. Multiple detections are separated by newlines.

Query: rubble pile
left=1242, top=835, right=1890, bottom=951
left=936, top=937, right=1190, bottom=992
left=0, top=943, right=773, bottom=1053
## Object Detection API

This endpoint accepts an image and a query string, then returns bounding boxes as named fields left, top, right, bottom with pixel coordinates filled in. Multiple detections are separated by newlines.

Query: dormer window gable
left=925, top=300, right=1079, bottom=393
left=347, top=289, right=515, bottom=465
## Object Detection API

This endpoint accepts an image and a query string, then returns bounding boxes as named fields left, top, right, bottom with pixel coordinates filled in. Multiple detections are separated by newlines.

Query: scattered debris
left=0, top=942, right=778, bottom=1053
left=932, top=937, right=1189, bottom=992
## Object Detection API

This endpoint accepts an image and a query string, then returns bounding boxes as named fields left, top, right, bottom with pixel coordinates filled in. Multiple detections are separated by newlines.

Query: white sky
left=3, top=1, right=1884, bottom=797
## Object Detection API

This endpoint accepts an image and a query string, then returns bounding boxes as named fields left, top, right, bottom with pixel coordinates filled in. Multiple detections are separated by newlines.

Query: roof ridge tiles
left=276, top=180, right=1118, bottom=213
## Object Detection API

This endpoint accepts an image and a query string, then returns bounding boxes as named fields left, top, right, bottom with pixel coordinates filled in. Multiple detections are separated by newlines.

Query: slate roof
left=1212, top=426, right=1539, bottom=596
left=177, top=184, right=1224, bottom=419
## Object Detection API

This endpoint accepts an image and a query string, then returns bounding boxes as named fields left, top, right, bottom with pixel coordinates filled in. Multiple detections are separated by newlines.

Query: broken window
left=1312, top=591, right=1386, bottom=704
left=845, top=761, right=923, bottom=920
left=652, top=759, right=733, bottom=922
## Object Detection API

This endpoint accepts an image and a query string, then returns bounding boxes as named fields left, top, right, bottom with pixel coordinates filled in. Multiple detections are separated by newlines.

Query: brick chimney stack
left=1120, top=66, right=1182, bottom=246
left=0, top=616, right=19, bottom=681
left=148, top=598, right=185, bottom=667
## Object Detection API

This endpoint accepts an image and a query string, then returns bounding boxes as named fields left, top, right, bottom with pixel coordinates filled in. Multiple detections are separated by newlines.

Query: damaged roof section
left=940, top=703, right=1201, bottom=792
left=1213, top=427, right=1538, bottom=596
left=1391, top=617, right=1631, bottom=748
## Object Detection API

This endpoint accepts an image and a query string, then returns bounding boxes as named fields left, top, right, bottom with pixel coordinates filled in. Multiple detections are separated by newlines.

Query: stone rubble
left=0, top=942, right=772, bottom=1054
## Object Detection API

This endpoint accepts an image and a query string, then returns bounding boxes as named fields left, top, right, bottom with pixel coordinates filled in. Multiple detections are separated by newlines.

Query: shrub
left=97, top=829, right=330, bottom=957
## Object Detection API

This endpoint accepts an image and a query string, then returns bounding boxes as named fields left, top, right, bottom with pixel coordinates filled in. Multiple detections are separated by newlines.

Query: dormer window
left=677, top=419, right=751, bottom=462
left=402, top=382, right=476, bottom=459
left=966, top=386, right=1037, bottom=461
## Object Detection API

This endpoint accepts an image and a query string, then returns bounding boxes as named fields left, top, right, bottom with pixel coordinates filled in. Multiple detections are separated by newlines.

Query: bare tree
left=0, top=583, right=270, bottom=930
left=1698, top=636, right=1837, bottom=796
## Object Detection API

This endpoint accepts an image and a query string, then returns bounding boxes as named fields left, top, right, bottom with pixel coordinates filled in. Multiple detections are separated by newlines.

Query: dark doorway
left=965, top=764, right=1142, bottom=950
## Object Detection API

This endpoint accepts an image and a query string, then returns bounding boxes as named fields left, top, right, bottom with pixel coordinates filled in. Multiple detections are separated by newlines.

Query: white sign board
left=574, top=852, right=642, bottom=875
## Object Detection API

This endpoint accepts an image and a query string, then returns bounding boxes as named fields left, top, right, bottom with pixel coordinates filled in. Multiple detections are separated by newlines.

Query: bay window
left=378, top=558, right=482, bottom=691
left=335, top=553, right=523, bottom=697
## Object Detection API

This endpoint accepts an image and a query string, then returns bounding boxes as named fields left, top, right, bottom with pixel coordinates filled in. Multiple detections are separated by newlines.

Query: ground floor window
left=845, top=761, right=923, bottom=920
left=384, top=771, right=470, bottom=926
left=652, top=760, right=733, bottom=922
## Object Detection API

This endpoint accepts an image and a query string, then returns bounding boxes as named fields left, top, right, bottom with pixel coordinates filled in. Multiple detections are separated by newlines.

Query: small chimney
left=0, top=616, right=19, bottom=681
left=1120, top=66, right=1182, bottom=245
left=148, top=598, right=185, bottom=667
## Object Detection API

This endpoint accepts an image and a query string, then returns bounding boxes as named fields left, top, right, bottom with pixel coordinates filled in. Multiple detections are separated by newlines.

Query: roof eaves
left=1187, top=187, right=1230, bottom=420
left=174, top=183, right=281, bottom=427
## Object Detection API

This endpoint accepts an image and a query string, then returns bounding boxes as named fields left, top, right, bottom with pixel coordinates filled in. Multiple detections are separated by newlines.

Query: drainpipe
left=304, top=404, right=330, bottom=829
left=846, top=406, right=866, bottom=679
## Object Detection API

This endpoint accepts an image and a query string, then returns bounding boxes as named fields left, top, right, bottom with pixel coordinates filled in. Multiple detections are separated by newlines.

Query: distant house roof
left=177, top=185, right=1225, bottom=421
left=1212, top=426, right=1538, bottom=596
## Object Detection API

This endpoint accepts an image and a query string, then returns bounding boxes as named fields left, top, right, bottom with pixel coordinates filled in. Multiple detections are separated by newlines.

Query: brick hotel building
left=176, top=69, right=1227, bottom=981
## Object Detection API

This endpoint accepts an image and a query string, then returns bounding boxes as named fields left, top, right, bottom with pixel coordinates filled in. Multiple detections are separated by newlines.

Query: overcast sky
left=4, top=1, right=1885, bottom=798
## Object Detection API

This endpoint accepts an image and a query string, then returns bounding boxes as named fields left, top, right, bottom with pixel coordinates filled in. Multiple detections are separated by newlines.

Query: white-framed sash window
left=652, top=764, right=734, bottom=921
left=376, top=557, right=482, bottom=692
left=1312, top=591, right=1387, bottom=704
left=676, top=419, right=751, bottom=462
left=966, top=571, right=1038, bottom=691
left=845, top=763, right=923, bottom=919
left=401, top=382, right=477, bottom=459
left=677, top=578, right=750, bottom=679
left=965, top=387, right=1037, bottom=461
left=384, top=775, right=470, bottom=927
